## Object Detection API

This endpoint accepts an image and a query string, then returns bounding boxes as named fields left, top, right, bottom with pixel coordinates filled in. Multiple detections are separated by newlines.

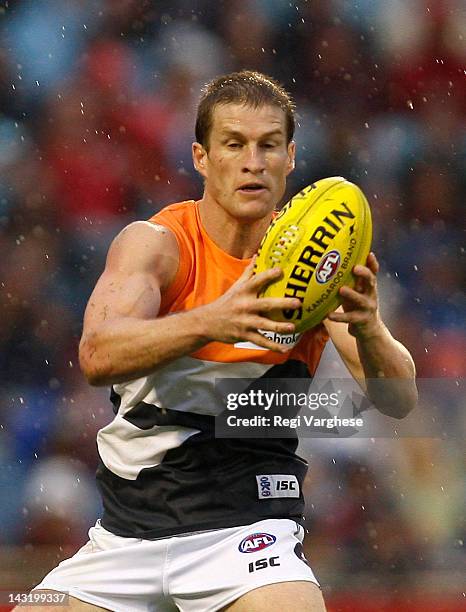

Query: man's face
left=193, top=103, right=295, bottom=220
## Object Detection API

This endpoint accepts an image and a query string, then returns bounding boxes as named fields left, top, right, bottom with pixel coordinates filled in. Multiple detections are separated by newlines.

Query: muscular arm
left=79, top=222, right=301, bottom=386
left=324, top=253, right=417, bottom=419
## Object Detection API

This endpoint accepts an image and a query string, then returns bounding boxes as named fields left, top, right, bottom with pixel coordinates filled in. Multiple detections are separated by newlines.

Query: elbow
left=404, top=382, right=419, bottom=416
left=79, top=357, right=108, bottom=387
left=83, top=369, right=110, bottom=387
left=381, top=384, right=418, bottom=420
left=378, top=399, right=416, bottom=420
left=394, top=361, right=418, bottom=418
left=79, top=336, right=111, bottom=387
left=374, top=381, right=418, bottom=419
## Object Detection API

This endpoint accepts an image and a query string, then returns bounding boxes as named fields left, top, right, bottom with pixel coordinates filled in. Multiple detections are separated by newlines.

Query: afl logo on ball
left=316, top=250, right=341, bottom=284
left=238, top=533, right=276, bottom=553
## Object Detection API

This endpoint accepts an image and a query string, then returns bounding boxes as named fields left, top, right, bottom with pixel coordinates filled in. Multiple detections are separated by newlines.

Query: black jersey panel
left=98, top=360, right=314, bottom=538
left=97, top=434, right=307, bottom=539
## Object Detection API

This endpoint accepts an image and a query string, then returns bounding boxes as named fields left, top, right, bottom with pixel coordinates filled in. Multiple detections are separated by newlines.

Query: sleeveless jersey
left=96, top=200, right=329, bottom=539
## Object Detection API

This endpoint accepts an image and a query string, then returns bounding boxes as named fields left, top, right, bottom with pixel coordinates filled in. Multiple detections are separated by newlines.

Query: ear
left=286, top=141, right=296, bottom=176
left=192, top=142, right=208, bottom=179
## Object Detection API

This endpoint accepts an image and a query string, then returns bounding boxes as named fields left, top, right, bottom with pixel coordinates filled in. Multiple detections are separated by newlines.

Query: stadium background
left=0, top=0, right=464, bottom=610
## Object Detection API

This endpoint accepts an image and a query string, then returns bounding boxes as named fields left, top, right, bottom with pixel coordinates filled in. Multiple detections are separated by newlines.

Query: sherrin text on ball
left=254, top=176, right=372, bottom=332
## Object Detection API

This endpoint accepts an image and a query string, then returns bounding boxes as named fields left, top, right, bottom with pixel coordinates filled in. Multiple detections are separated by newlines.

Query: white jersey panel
left=113, top=355, right=271, bottom=416
left=97, top=418, right=199, bottom=480
left=97, top=355, right=272, bottom=481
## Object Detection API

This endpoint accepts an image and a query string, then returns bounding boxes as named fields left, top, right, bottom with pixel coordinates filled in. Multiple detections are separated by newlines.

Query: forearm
left=79, top=308, right=210, bottom=386
left=356, top=322, right=417, bottom=418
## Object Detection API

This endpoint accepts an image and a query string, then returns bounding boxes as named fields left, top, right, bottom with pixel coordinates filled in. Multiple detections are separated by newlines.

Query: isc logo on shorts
left=256, top=475, right=300, bottom=499
left=238, top=532, right=276, bottom=553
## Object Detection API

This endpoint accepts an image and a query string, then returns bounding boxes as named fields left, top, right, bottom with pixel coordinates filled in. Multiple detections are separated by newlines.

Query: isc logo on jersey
left=238, top=533, right=277, bottom=553
left=256, top=474, right=300, bottom=499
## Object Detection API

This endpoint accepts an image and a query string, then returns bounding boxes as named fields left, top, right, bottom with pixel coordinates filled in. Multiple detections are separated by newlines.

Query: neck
left=198, top=195, right=273, bottom=259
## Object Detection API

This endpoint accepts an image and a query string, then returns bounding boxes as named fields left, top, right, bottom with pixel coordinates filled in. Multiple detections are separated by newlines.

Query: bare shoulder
left=107, top=220, right=179, bottom=290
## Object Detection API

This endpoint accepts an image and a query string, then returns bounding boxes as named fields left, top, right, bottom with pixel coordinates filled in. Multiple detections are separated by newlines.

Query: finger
left=326, top=310, right=366, bottom=324
left=255, top=297, right=301, bottom=312
left=339, top=285, right=372, bottom=307
left=238, top=255, right=258, bottom=282
left=246, top=331, right=292, bottom=353
left=250, top=316, right=296, bottom=335
left=352, top=265, right=377, bottom=293
left=249, top=266, right=283, bottom=291
left=366, top=252, right=379, bottom=275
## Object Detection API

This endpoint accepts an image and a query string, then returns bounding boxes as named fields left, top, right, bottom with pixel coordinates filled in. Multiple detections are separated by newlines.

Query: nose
left=242, top=145, right=266, bottom=174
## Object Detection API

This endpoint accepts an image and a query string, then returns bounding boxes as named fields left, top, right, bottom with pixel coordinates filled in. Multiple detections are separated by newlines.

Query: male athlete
left=21, top=71, right=417, bottom=612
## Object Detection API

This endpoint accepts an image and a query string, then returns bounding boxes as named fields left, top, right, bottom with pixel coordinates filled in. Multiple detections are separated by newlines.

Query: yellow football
left=255, top=176, right=372, bottom=333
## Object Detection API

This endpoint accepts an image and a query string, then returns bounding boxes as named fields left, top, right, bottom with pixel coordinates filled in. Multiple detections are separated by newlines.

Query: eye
left=262, top=142, right=277, bottom=149
left=227, top=142, right=242, bottom=149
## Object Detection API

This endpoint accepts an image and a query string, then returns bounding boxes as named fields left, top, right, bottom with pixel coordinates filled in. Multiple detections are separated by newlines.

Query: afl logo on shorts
left=315, top=250, right=341, bottom=284
left=238, top=533, right=276, bottom=553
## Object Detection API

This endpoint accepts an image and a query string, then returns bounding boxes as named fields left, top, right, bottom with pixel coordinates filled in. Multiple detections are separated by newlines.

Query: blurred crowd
left=0, top=0, right=464, bottom=594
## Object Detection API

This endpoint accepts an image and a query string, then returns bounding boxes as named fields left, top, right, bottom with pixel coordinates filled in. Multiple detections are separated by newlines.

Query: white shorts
left=34, top=518, right=319, bottom=612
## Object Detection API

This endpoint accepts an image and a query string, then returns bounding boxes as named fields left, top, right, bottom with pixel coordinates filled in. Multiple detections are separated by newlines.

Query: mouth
left=237, top=182, right=267, bottom=194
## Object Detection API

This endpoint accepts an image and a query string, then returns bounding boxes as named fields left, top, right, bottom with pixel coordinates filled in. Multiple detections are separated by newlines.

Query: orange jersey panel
left=149, top=200, right=328, bottom=373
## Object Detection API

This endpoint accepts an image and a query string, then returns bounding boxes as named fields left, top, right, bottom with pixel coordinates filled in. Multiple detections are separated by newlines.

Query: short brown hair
left=195, top=70, right=295, bottom=149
